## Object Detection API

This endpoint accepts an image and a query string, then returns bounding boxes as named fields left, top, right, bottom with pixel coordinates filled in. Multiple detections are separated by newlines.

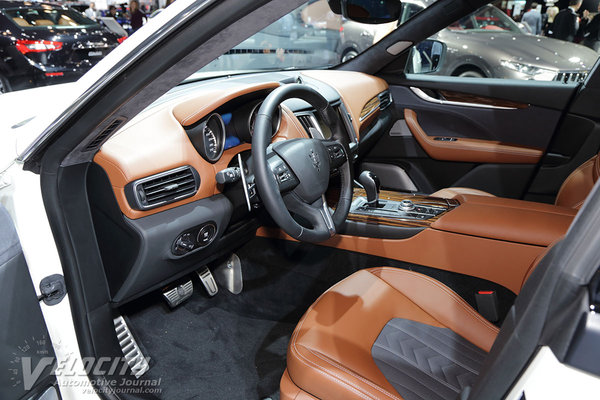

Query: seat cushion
left=285, top=268, right=499, bottom=400
left=430, top=187, right=495, bottom=199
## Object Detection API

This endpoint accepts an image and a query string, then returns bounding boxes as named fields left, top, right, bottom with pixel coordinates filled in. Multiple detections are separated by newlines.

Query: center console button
left=399, top=199, right=415, bottom=211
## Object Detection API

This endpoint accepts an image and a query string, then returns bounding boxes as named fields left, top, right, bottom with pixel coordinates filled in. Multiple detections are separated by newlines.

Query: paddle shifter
left=358, top=171, right=381, bottom=207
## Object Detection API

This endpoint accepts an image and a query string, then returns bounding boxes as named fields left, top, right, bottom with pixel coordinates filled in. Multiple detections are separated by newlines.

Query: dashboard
left=91, top=70, right=391, bottom=304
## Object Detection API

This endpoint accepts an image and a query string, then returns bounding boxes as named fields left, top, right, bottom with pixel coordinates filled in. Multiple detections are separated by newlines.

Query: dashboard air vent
left=378, top=90, right=392, bottom=110
left=84, top=118, right=126, bottom=151
left=126, top=166, right=200, bottom=210
left=297, top=113, right=316, bottom=135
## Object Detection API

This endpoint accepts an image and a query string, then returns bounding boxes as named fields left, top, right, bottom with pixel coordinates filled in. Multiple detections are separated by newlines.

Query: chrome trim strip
left=409, top=87, right=517, bottom=110
left=238, top=154, right=251, bottom=212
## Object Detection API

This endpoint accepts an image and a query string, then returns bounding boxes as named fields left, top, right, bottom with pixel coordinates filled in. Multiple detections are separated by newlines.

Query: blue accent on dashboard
left=225, top=136, right=241, bottom=150
left=222, top=112, right=232, bottom=125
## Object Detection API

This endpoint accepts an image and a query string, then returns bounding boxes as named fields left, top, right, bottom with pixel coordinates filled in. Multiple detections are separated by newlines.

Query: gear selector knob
left=358, top=170, right=380, bottom=207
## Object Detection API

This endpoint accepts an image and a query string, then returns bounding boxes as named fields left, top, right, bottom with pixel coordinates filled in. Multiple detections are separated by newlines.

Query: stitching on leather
left=288, top=271, right=386, bottom=400
left=306, top=348, right=404, bottom=400
left=290, top=342, right=377, bottom=400
left=368, top=268, right=499, bottom=336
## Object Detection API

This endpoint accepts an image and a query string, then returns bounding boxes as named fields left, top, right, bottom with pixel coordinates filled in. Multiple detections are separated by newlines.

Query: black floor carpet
left=123, top=237, right=362, bottom=400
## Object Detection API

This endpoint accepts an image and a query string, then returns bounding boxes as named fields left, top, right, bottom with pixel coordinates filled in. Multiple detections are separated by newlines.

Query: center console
left=349, top=189, right=458, bottom=228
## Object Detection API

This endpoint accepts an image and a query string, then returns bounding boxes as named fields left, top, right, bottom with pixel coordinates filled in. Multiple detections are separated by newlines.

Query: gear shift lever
left=358, top=171, right=381, bottom=207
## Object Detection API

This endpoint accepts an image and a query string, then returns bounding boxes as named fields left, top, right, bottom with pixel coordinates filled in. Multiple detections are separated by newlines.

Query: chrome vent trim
left=84, top=118, right=126, bottom=151
left=114, top=316, right=149, bottom=378
left=126, top=165, right=200, bottom=210
left=554, top=71, right=588, bottom=84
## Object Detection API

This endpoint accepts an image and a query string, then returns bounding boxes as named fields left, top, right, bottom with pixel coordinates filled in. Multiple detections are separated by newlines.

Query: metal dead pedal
left=214, top=253, right=243, bottom=295
left=114, top=316, right=150, bottom=378
left=162, top=280, right=194, bottom=308
left=197, top=267, right=218, bottom=296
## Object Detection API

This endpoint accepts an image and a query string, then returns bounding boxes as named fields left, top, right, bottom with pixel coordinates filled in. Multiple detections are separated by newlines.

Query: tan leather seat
left=431, top=152, right=600, bottom=209
left=281, top=267, right=502, bottom=400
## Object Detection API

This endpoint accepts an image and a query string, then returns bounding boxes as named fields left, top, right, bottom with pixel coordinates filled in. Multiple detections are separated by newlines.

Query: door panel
left=0, top=206, right=57, bottom=400
left=363, top=75, right=576, bottom=199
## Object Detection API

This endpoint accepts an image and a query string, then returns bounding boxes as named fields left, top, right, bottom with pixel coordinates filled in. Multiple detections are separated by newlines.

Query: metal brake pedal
left=197, top=267, right=218, bottom=296
left=162, top=280, right=194, bottom=308
left=113, top=316, right=150, bottom=378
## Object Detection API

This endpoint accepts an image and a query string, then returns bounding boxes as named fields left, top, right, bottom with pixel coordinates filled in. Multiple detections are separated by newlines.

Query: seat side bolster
left=555, top=156, right=598, bottom=209
left=368, top=268, right=499, bottom=352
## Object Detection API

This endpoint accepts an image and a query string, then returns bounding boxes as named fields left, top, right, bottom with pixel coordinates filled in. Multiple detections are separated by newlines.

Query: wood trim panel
left=348, top=189, right=459, bottom=228
left=404, top=108, right=543, bottom=164
left=439, top=90, right=529, bottom=109
left=301, top=70, right=388, bottom=138
left=256, top=227, right=545, bottom=294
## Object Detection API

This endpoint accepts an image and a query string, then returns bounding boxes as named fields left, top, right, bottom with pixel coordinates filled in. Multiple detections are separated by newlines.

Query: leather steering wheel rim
left=251, top=84, right=353, bottom=242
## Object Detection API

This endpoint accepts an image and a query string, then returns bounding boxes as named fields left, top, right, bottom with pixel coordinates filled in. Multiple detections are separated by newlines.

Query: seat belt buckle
left=475, top=290, right=499, bottom=323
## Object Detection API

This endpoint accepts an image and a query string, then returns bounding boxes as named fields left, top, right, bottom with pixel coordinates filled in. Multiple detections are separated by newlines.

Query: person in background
left=522, top=2, right=542, bottom=35
left=129, top=0, right=145, bottom=32
left=544, top=5, right=559, bottom=35
left=581, top=3, right=600, bottom=51
left=551, top=0, right=583, bottom=41
left=85, top=2, right=98, bottom=20
left=108, top=5, right=119, bottom=19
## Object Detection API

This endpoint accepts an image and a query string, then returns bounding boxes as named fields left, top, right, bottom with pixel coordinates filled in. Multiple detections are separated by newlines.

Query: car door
left=358, top=6, right=600, bottom=201
left=0, top=205, right=60, bottom=400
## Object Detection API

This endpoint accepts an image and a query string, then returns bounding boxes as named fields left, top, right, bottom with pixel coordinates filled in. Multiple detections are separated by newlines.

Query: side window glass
left=405, top=4, right=600, bottom=82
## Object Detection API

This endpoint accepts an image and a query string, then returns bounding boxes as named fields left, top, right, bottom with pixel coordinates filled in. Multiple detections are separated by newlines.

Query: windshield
left=448, top=5, right=521, bottom=33
left=187, top=0, right=425, bottom=82
left=4, top=6, right=99, bottom=29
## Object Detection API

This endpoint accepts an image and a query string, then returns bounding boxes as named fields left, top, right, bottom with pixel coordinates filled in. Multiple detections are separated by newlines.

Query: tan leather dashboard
left=404, top=108, right=543, bottom=164
left=94, top=81, right=310, bottom=219
left=94, top=71, right=389, bottom=220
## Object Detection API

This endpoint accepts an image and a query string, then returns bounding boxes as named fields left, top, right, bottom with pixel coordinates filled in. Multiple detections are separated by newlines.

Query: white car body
left=0, top=0, right=598, bottom=398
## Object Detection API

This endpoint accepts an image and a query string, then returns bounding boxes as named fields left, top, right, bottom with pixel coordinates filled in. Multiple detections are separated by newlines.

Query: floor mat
left=123, top=237, right=359, bottom=400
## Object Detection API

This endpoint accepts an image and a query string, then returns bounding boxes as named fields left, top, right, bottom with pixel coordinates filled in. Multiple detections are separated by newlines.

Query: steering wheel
left=251, top=84, right=353, bottom=242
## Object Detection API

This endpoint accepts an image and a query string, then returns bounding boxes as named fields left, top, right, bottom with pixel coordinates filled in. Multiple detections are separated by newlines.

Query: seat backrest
left=555, top=152, right=600, bottom=209
left=468, top=176, right=600, bottom=399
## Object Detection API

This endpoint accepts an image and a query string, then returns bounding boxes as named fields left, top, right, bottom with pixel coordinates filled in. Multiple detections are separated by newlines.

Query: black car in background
left=0, top=1, right=124, bottom=93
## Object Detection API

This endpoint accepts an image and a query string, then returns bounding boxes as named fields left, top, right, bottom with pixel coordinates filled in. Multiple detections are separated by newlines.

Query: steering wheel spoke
left=283, top=193, right=336, bottom=239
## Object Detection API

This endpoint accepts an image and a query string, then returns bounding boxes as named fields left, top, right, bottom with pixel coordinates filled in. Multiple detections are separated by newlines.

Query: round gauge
left=249, top=101, right=281, bottom=138
left=186, top=113, right=225, bottom=163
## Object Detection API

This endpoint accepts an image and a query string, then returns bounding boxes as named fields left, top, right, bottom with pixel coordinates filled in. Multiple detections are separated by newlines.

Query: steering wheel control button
left=399, top=199, right=415, bottom=211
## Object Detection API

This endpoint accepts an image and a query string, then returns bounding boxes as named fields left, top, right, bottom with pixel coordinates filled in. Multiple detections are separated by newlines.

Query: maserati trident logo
left=309, top=149, right=320, bottom=171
